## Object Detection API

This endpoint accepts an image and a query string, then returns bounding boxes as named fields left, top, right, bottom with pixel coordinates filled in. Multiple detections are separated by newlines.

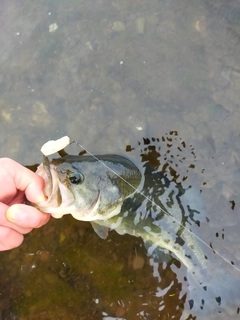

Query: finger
left=0, top=158, right=46, bottom=203
left=0, top=226, right=24, bottom=251
left=6, top=204, right=50, bottom=229
left=0, top=202, right=33, bottom=234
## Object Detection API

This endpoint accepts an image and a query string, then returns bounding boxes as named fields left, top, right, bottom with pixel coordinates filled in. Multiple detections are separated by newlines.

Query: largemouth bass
left=33, top=154, right=142, bottom=221
left=29, top=150, right=240, bottom=318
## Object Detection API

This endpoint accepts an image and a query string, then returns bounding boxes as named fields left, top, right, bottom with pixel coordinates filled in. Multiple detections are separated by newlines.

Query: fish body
left=30, top=153, right=240, bottom=316
left=33, top=154, right=142, bottom=221
left=31, top=153, right=210, bottom=278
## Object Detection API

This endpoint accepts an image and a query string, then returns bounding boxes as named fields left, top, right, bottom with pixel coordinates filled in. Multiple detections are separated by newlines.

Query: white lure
left=40, top=136, right=71, bottom=156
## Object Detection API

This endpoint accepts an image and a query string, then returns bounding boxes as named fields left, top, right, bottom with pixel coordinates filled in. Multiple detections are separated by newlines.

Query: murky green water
left=1, top=0, right=240, bottom=319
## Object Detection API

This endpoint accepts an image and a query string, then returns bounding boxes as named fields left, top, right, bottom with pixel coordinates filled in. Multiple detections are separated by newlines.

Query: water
left=0, top=0, right=240, bottom=319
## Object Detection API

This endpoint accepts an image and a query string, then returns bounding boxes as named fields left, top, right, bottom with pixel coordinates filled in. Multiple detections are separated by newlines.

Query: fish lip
left=41, top=156, right=61, bottom=202
left=33, top=157, right=62, bottom=211
left=42, top=155, right=53, bottom=197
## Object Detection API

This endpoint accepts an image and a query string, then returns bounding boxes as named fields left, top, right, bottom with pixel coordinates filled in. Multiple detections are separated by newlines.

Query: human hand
left=0, top=158, right=50, bottom=250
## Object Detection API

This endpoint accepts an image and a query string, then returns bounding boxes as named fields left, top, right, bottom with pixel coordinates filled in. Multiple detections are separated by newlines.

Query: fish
left=32, top=154, right=142, bottom=222
left=29, top=143, right=240, bottom=318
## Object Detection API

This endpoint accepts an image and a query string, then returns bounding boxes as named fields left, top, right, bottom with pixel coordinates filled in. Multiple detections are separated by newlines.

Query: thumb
left=6, top=204, right=50, bottom=228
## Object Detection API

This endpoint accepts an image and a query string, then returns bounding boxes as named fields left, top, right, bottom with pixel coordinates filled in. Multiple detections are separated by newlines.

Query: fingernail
left=6, top=205, right=23, bottom=222
left=34, top=194, right=46, bottom=203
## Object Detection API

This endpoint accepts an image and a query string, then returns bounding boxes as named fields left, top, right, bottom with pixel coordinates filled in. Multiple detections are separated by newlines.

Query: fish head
left=31, top=154, right=142, bottom=222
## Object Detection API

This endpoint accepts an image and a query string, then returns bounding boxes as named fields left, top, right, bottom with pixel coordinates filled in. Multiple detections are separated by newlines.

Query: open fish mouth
left=31, top=156, right=101, bottom=220
left=38, top=156, right=54, bottom=198
left=36, top=156, right=60, bottom=205
left=33, top=156, right=76, bottom=217
left=33, top=157, right=59, bottom=210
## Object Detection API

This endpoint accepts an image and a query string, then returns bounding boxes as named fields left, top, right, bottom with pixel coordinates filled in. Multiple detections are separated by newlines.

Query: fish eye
left=69, top=172, right=84, bottom=185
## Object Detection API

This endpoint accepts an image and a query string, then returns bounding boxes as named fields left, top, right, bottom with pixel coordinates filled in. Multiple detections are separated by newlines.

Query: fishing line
left=71, top=140, right=240, bottom=274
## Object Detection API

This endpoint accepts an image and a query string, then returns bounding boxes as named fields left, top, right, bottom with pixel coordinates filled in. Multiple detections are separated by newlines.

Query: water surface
left=1, top=0, right=240, bottom=319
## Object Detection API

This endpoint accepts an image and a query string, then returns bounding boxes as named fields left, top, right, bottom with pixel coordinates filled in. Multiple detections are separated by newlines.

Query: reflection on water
left=0, top=0, right=240, bottom=319
left=89, top=132, right=240, bottom=318
left=1, top=132, right=240, bottom=319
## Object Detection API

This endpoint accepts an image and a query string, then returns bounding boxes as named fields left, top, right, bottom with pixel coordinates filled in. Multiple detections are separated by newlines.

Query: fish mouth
left=32, top=156, right=101, bottom=220
left=33, top=156, right=75, bottom=217
left=37, top=156, right=60, bottom=205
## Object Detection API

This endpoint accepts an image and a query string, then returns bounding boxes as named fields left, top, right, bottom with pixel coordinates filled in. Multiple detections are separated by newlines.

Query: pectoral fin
left=91, top=222, right=109, bottom=239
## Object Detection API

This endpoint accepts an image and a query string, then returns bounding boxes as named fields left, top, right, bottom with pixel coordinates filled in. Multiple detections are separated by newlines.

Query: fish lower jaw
left=71, top=203, right=123, bottom=222
left=37, top=203, right=79, bottom=217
